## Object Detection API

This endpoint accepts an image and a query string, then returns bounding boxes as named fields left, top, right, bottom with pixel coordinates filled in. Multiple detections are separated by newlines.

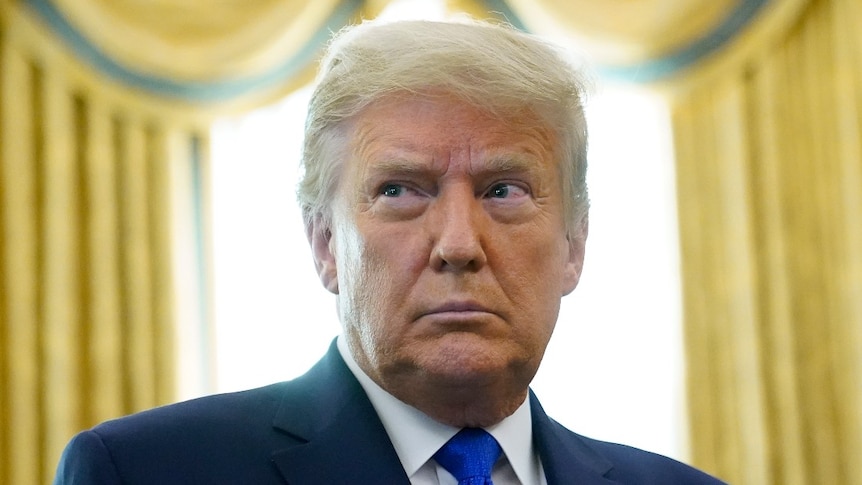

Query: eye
left=490, top=184, right=509, bottom=198
left=380, top=184, right=404, bottom=197
left=485, top=183, right=527, bottom=199
left=373, top=182, right=428, bottom=219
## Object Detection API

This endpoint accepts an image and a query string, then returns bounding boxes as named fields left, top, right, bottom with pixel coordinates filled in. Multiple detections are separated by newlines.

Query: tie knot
left=434, top=428, right=502, bottom=485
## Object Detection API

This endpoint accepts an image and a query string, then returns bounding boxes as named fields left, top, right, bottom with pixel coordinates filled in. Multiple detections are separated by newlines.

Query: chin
left=416, top=339, right=534, bottom=387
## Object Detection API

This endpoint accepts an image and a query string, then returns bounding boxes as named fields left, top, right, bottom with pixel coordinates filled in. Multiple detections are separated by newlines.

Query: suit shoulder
left=576, top=434, right=727, bottom=484
left=94, top=381, right=290, bottom=438
left=54, top=430, right=123, bottom=484
left=55, top=381, right=300, bottom=484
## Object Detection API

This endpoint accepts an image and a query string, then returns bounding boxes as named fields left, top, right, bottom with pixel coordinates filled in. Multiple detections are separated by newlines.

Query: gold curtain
left=671, top=0, right=862, bottom=483
left=0, top=0, right=382, bottom=482
left=0, top=8, right=193, bottom=484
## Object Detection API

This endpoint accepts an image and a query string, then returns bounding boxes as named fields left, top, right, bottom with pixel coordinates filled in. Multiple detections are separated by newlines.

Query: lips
left=418, top=301, right=497, bottom=320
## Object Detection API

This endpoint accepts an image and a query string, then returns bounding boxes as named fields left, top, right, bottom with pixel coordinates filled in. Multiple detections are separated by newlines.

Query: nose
left=429, top=186, right=488, bottom=272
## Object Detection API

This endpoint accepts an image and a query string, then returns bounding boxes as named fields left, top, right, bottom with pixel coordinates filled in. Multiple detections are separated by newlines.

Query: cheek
left=336, top=227, right=419, bottom=333
left=493, top=228, right=569, bottom=332
left=498, top=226, right=570, bottom=287
left=356, top=224, right=429, bottom=287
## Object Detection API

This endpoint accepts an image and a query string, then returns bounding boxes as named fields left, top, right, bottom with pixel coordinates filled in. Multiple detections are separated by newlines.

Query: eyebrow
left=480, top=155, right=540, bottom=174
left=362, top=158, right=436, bottom=183
left=365, top=153, right=541, bottom=176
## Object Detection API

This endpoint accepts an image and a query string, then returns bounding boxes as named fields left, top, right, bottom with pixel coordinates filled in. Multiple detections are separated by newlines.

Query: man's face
left=309, top=94, right=586, bottom=425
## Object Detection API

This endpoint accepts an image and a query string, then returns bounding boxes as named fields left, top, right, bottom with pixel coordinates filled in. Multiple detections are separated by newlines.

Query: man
left=55, top=19, right=725, bottom=484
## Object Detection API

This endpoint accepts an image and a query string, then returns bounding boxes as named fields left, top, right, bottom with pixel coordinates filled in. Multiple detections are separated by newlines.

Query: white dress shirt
left=337, top=337, right=548, bottom=485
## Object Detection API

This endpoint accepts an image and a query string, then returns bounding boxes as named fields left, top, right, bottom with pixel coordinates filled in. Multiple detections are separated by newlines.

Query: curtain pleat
left=116, top=116, right=157, bottom=412
left=39, top=59, right=83, bottom=483
left=148, top=125, right=177, bottom=409
left=673, top=0, right=862, bottom=483
left=748, top=43, right=807, bottom=485
left=2, top=35, right=41, bottom=485
left=80, top=95, right=125, bottom=424
left=674, top=78, right=770, bottom=484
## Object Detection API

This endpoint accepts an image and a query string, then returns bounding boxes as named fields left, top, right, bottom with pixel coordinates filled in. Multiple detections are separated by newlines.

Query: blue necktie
left=434, top=428, right=502, bottom=485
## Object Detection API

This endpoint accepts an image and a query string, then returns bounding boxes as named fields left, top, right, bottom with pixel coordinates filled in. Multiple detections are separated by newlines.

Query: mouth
left=417, top=301, right=498, bottom=322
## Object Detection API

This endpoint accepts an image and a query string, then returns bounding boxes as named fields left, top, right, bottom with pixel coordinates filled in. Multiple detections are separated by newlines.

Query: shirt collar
left=337, top=336, right=540, bottom=483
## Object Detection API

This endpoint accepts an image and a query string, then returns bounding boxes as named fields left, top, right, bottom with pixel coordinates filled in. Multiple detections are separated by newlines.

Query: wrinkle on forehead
left=345, top=95, right=560, bottom=180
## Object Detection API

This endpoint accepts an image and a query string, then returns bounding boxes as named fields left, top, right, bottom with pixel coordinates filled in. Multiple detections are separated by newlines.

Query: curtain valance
left=20, top=0, right=817, bottom=105
left=21, top=0, right=376, bottom=105
left=495, top=0, right=811, bottom=83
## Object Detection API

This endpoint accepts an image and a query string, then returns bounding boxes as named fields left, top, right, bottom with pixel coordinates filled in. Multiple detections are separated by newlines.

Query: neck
left=395, top=382, right=529, bottom=428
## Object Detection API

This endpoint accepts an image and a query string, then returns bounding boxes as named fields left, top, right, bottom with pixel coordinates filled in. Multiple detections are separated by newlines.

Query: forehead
left=345, top=94, right=559, bottom=172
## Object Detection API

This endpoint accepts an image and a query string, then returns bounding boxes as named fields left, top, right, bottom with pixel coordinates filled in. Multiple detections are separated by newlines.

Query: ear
left=562, top=215, right=588, bottom=296
left=306, top=215, right=339, bottom=294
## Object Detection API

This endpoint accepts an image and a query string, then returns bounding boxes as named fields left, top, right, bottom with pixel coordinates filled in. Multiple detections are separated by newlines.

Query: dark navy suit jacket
left=54, top=342, right=725, bottom=484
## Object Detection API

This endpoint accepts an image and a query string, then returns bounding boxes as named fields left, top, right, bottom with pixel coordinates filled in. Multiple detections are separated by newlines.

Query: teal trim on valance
left=24, top=0, right=775, bottom=94
left=23, top=0, right=363, bottom=102
left=478, top=0, right=529, bottom=31
left=600, top=0, right=770, bottom=82
left=482, top=0, right=771, bottom=83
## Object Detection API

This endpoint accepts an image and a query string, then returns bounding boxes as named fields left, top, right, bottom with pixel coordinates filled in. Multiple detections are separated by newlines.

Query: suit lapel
left=530, top=391, right=619, bottom=485
left=269, top=342, right=410, bottom=484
